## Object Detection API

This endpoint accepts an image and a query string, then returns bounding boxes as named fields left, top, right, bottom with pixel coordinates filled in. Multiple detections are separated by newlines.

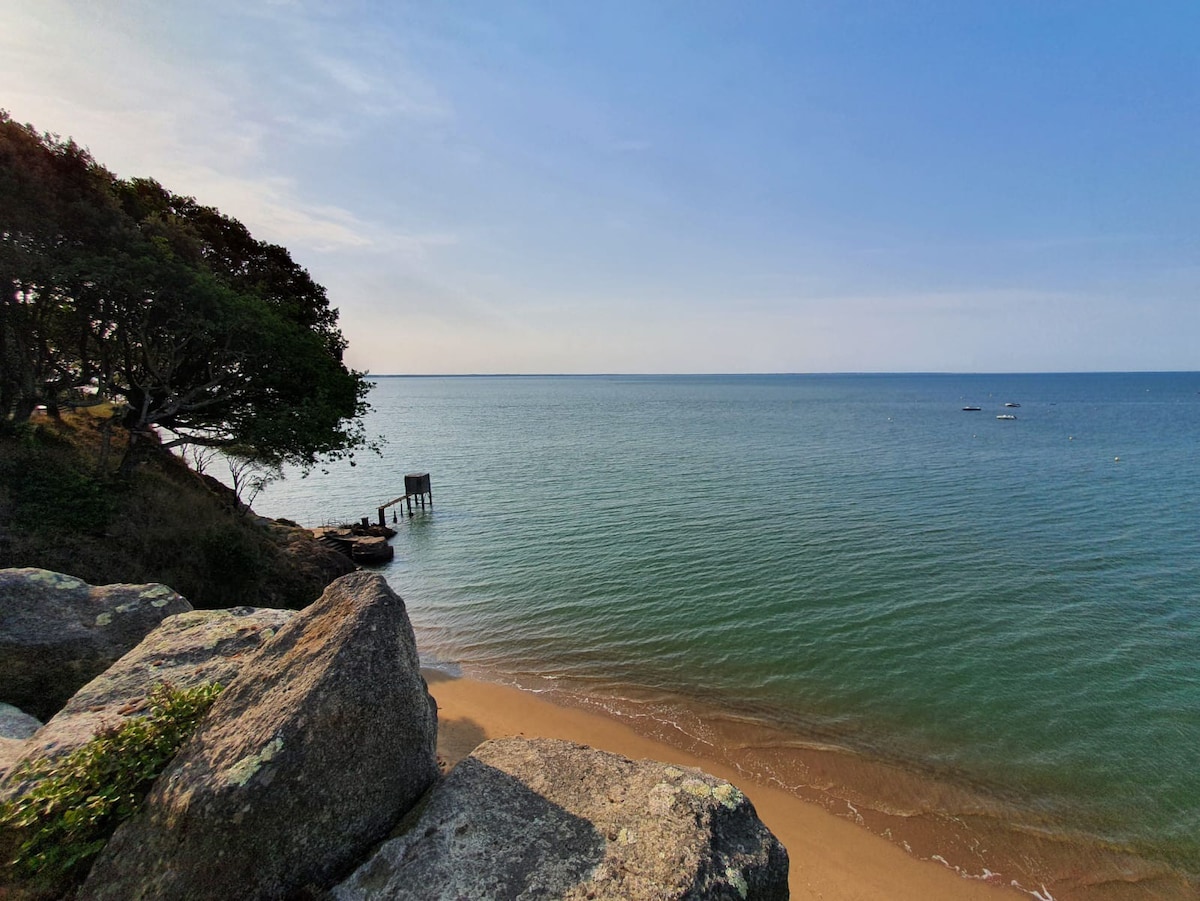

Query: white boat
left=997, top=414, right=1017, bottom=420
left=1005, top=402, right=1021, bottom=408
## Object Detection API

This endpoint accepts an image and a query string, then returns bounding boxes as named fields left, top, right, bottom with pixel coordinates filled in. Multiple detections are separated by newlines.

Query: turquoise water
left=256, top=373, right=1200, bottom=893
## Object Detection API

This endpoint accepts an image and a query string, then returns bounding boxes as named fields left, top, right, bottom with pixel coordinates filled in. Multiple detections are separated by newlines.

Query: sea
left=253, top=373, right=1200, bottom=900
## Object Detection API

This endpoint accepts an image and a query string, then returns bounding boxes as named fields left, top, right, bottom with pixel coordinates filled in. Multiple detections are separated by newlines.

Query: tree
left=223, top=451, right=283, bottom=515
left=0, top=111, right=373, bottom=471
left=0, top=115, right=133, bottom=424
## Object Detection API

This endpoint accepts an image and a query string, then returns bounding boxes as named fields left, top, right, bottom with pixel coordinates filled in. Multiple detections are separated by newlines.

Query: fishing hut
left=377, top=472, right=433, bottom=524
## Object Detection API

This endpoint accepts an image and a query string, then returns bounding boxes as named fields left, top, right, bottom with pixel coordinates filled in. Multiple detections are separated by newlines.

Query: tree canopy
left=0, top=111, right=372, bottom=469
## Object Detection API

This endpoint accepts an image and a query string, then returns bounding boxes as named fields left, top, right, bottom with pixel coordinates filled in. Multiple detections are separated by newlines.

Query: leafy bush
left=0, top=681, right=223, bottom=888
left=6, top=457, right=114, bottom=534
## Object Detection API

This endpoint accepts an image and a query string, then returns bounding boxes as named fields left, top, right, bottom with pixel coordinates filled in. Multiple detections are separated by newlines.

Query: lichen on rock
left=0, top=568, right=193, bottom=721
left=333, top=737, right=788, bottom=901
left=225, top=736, right=284, bottom=788
left=81, top=572, right=438, bottom=901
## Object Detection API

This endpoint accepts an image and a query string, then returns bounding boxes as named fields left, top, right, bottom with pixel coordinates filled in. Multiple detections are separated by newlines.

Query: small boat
left=997, top=414, right=1017, bottom=420
left=1005, top=402, right=1021, bottom=408
left=962, top=406, right=982, bottom=411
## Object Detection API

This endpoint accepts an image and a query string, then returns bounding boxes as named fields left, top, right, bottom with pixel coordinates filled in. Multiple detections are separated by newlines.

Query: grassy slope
left=0, top=413, right=352, bottom=609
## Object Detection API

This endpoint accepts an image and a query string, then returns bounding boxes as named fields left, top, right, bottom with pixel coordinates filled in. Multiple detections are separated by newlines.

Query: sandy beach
left=427, top=669, right=1024, bottom=900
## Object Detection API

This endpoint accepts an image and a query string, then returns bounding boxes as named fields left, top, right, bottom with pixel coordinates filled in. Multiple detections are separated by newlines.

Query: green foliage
left=2, top=440, right=114, bottom=534
left=1, top=109, right=375, bottom=471
left=0, top=417, right=341, bottom=610
left=0, top=681, right=223, bottom=888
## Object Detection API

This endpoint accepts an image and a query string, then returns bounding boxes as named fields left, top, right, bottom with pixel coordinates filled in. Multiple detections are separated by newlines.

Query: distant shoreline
left=368, top=370, right=1200, bottom=378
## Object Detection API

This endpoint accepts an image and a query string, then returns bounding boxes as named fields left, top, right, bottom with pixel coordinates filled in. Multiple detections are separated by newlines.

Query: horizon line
left=365, top=369, right=1200, bottom=378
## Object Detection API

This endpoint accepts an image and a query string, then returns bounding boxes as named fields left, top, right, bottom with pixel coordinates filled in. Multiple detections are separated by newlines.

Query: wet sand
left=427, top=669, right=1026, bottom=901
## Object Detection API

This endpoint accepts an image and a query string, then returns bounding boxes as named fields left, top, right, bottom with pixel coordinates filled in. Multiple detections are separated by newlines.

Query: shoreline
left=427, top=668, right=1023, bottom=901
left=425, top=667, right=1193, bottom=901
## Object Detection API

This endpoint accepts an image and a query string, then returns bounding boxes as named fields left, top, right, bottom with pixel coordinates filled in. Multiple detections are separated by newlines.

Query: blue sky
left=2, top=1, right=1196, bottom=373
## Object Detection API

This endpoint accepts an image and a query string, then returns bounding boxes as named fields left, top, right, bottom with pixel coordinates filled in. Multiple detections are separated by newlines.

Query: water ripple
left=257, top=373, right=1200, bottom=880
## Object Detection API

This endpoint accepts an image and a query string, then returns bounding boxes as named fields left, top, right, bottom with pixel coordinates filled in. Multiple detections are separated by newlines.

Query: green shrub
left=0, top=427, right=112, bottom=534
left=0, top=681, right=223, bottom=888
left=6, top=459, right=114, bottom=534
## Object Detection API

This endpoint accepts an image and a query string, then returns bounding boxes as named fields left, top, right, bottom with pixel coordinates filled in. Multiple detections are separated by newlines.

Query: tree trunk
left=118, top=428, right=157, bottom=476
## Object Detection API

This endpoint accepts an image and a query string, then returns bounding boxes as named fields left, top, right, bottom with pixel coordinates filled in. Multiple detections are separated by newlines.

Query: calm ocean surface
left=255, top=373, right=1200, bottom=896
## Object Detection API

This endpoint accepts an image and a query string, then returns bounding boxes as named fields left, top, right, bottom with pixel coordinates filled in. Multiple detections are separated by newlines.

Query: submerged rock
left=0, top=568, right=193, bottom=721
left=82, top=572, right=439, bottom=900
left=334, top=737, right=789, bottom=901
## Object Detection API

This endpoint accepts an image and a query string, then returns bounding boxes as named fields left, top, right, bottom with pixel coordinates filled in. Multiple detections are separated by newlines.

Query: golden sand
left=427, top=670, right=1023, bottom=900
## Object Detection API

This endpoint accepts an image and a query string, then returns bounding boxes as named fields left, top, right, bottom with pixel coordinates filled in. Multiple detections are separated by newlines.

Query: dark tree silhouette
left=0, top=111, right=373, bottom=471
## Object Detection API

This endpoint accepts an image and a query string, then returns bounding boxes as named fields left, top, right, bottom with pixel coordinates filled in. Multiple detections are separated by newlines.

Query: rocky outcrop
left=348, top=535, right=394, bottom=564
left=2, top=568, right=787, bottom=899
left=81, top=572, right=439, bottom=901
left=0, top=606, right=294, bottom=797
left=0, top=568, right=193, bottom=720
left=333, top=737, right=790, bottom=901
left=270, top=520, right=359, bottom=601
left=311, top=526, right=395, bottom=564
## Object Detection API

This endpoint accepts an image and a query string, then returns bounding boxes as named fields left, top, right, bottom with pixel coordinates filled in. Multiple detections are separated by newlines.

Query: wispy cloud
left=0, top=1, right=456, bottom=256
left=158, top=168, right=456, bottom=255
left=5, top=1, right=1193, bottom=373
left=308, top=53, right=451, bottom=120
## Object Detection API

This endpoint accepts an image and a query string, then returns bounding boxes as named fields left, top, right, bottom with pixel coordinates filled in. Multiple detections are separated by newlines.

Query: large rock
left=82, top=571, right=439, bottom=900
left=0, top=703, right=41, bottom=742
left=0, top=606, right=294, bottom=796
left=0, top=568, right=193, bottom=720
left=333, top=737, right=790, bottom=901
left=0, top=703, right=41, bottom=780
left=267, top=520, right=359, bottom=607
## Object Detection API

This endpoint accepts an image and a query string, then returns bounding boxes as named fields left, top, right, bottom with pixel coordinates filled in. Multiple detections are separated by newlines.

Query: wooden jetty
left=377, top=472, right=433, bottom=524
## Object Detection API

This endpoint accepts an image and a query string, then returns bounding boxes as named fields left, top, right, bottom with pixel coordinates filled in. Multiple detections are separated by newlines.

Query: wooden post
left=360, top=516, right=369, bottom=528
left=406, top=495, right=413, bottom=516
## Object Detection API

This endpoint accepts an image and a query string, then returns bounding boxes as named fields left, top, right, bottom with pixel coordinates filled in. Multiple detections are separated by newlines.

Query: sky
left=2, top=1, right=1197, bottom=374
